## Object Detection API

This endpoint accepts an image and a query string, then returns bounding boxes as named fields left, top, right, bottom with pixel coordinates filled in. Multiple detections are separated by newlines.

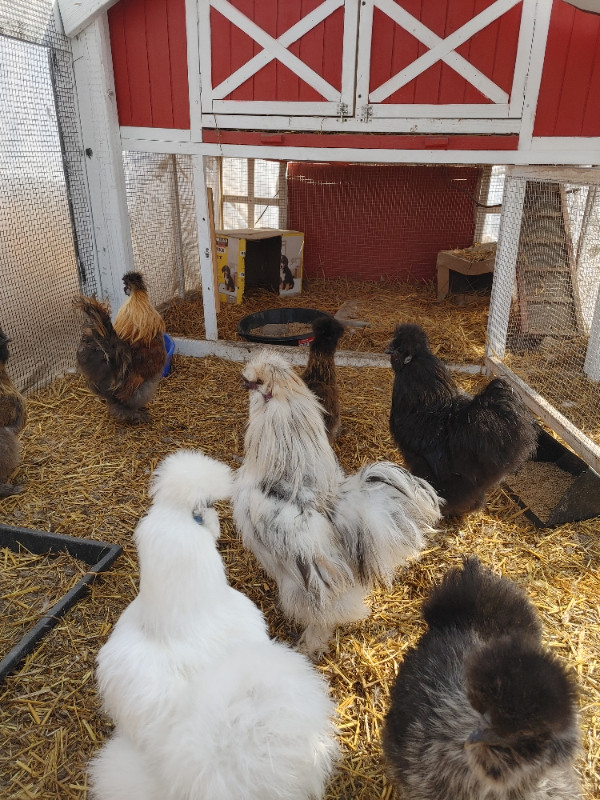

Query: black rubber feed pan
left=237, top=307, right=333, bottom=346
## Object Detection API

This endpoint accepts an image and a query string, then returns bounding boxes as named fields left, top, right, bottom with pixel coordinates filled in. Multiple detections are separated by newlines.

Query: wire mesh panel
left=488, top=171, right=600, bottom=452
left=123, top=152, right=202, bottom=308
left=287, top=163, right=482, bottom=281
left=0, top=34, right=82, bottom=393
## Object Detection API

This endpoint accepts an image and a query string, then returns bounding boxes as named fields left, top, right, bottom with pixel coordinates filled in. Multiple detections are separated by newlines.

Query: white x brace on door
left=355, top=0, right=537, bottom=122
left=198, top=0, right=359, bottom=117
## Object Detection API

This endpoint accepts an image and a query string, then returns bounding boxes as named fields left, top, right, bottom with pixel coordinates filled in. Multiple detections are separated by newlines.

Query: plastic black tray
left=0, top=524, right=122, bottom=682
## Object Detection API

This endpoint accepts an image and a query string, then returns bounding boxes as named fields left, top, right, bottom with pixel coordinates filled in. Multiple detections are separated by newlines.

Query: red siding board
left=145, top=0, right=173, bottom=129
left=202, top=129, right=519, bottom=149
left=555, top=13, right=600, bottom=135
left=109, top=0, right=189, bottom=129
left=533, top=0, right=600, bottom=136
left=253, top=0, right=277, bottom=101
left=167, top=0, right=190, bottom=129
left=582, top=26, right=600, bottom=136
left=278, top=3, right=301, bottom=101
left=108, top=4, right=133, bottom=126
left=123, top=0, right=153, bottom=127
left=323, top=8, right=344, bottom=91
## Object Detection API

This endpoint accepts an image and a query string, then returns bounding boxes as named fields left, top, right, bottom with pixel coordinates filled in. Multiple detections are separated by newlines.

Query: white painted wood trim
left=486, top=174, right=527, bottom=359
left=211, top=100, right=342, bottom=115
left=507, top=165, right=600, bottom=183
left=120, top=127, right=192, bottom=143
left=368, top=104, right=512, bottom=119
left=198, top=0, right=214, bottom=114
left=119, top=138, right=600, bottom=165
left=340, top=0, right=359, bottom=111
left=370, top=0, right=516, bottom=105
left=185, top=0, right=203, bottom=141
left=583, top=287, right=600, bottom=380
left=173, top=337, right=486, bottom=374
left=355, top=0, right=374, bottom=120
left=518, top=0, right=553, bottom=150
left=200, top=113, right=521, bottom=133
left=532, top=137, right=600, bottom=154
left=486, top=355, right=600, bottom=474
left=71, top=14, right=134, bottom=314
left=57, top=0, right=119, bottom=38
left=191, top=156, right=218, bottom=341
left=508, top=0, right=537, bottom=117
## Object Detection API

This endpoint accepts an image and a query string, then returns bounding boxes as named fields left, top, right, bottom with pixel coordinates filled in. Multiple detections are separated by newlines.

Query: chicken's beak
left=241, top=377, right=253, bottom=390
left=384, top=344, right=393, bottom=355
left=465, top=724, right=507, bottom=749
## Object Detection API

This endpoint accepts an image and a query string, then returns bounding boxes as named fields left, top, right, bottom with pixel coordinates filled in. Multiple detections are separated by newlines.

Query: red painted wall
left=534, top=1, right=600, bottom=137
left=287, top=163, right=480, bottom=282
left=108, top=0, right=190, bottom=129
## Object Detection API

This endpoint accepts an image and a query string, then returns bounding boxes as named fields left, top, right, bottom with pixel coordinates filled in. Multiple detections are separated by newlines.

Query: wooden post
left=207, top=188, right=220, bottom=313
left=486, top=171, right=526, bottom=360
left=71, top=14, right=134, bottom=314
left=192, top=156, right=218, bottom=340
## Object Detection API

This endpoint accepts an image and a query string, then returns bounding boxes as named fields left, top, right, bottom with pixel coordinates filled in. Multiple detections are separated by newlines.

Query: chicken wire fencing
left=0, top=1, right=97, bottom=393
left=122, top=152, right=203, bottom=309
left=487, top=170, right=600, bottom=455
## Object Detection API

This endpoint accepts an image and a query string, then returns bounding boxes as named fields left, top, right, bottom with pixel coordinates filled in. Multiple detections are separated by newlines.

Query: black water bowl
left=237, top=308, right=332, bottom=346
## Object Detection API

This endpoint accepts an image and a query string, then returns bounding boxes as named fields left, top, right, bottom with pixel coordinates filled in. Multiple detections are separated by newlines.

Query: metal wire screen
left=122, top=152, right=202, bottom=307
left=0, top=28, right=85, bottom=393
left=488, top=172, right=600, bottom=450
left=286, top=162, right=485, bottom=282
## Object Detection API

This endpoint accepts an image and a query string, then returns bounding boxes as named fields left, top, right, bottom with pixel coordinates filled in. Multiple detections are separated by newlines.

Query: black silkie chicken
left=385, top=323, right=538, bottom=516
left=382, top=557, right=581, bottom=800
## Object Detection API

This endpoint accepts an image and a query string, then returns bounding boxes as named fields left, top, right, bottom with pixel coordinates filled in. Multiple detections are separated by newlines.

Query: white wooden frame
left=356, top=0, right=537, bottom=123
left=198, top=0, right=359, bottom=117
left=71, top=14, right=134, bottom=313
left=485, top=165, right=600, bottom=470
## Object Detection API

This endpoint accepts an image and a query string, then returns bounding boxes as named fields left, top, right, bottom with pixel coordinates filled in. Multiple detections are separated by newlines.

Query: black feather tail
left=422, top=556, right=542, bottom=640
left=309, top=316, right=345, bottom=355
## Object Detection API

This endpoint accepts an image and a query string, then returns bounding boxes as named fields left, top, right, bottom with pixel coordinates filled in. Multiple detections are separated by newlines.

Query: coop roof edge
left=56, top=0, right=120, bottom=38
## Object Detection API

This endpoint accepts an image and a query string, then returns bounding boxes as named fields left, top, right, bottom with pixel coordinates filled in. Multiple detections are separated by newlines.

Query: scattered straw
left=0, top=284, right=598, bottom=799
left=161, top=276, right=490, bottom=364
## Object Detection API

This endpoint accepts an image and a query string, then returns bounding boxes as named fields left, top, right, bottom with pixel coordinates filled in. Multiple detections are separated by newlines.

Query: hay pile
left=162, top=276, right=490, bottom=364
left=0, top=282, right=598, bottom=799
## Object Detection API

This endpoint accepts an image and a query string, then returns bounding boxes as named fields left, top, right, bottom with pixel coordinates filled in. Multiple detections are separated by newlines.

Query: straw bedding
left=0, top=279, right=598, bottom=800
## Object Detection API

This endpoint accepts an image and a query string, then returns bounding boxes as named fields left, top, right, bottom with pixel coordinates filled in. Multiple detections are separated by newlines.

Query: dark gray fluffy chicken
left=386, top=323, right=538, bottom=516
left=382, top=557, right=581, bottom=800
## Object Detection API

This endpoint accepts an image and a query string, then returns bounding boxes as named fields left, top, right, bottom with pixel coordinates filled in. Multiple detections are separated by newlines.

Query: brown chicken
left=75, top=272, right=166, bottom=423
left=301, top=315, right=345, bottom=443
left=0, top=328, right=27, bottom=497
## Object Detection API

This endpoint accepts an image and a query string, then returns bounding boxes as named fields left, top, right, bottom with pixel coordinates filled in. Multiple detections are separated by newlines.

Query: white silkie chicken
left=232, top=349, right=442, bottom=659
left=89, top=449, right=339, bottom=800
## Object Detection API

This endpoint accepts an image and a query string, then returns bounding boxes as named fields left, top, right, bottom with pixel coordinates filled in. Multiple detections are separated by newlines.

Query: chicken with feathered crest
left=233, top=348, right=441, bottom=659
left=75, top=272, right=166, bottom=424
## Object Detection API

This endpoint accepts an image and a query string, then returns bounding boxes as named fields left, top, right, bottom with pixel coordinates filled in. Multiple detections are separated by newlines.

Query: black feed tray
left=504, top=429, right=600, bottom=528
left=0, top=524, right=122, bottom=683
left=237, top=307, right=332, bottom=346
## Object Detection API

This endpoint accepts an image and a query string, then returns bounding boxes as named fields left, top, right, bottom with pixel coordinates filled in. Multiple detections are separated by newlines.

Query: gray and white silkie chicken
left=233, top=349, right=441, bottom=659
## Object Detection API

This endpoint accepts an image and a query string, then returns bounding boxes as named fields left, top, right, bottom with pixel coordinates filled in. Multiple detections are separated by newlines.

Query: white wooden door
left=355, top=0, right=537, bottom=125
left=198, top=0, right=359, bottom=118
